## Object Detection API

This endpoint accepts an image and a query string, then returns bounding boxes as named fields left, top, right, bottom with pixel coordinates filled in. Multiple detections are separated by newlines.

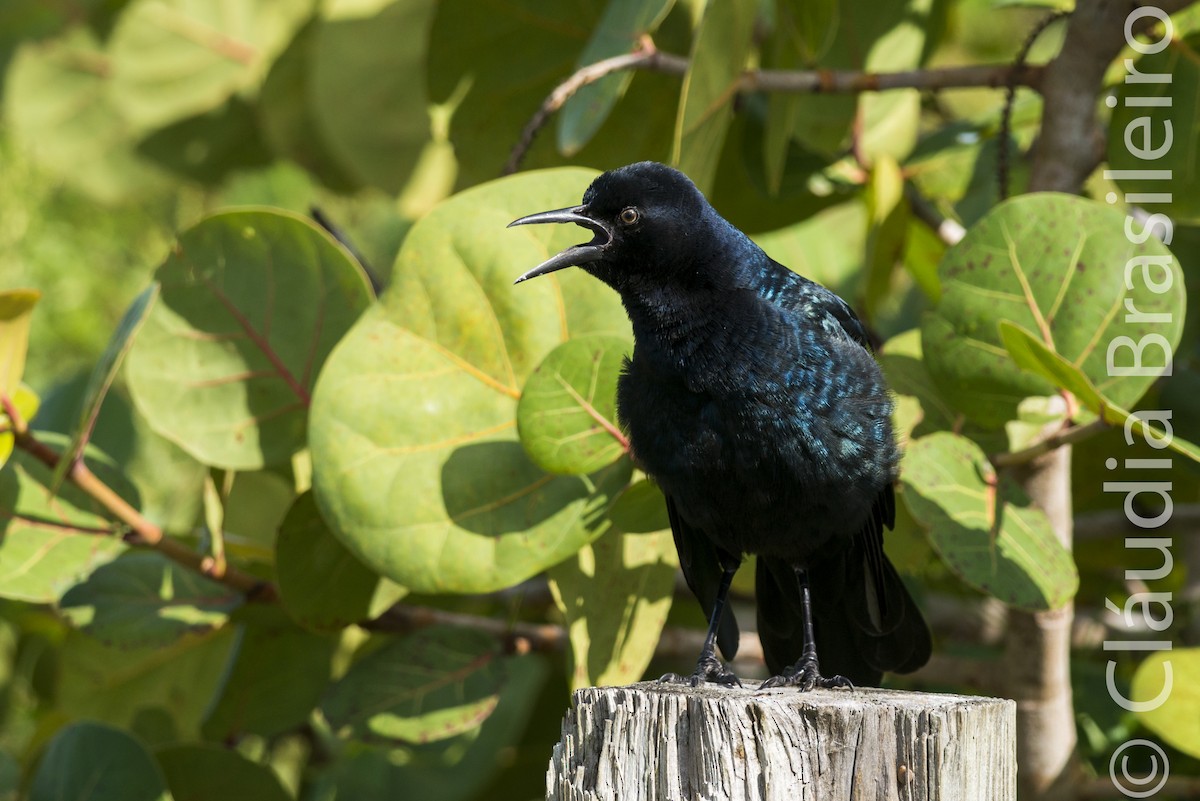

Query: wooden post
left=546, top=683, right=1015, bottom=801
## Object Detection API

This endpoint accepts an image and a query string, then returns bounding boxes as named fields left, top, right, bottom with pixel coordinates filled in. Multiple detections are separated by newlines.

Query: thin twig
left=505, top=44, right=1045, bottom=175
left=3, top=396, right=276, bottom=601
left=998, top=10, right=1071, bottom=200
left=904, top=183, right=966, bottom=247
left=991, top=418, right=1107, bottom=468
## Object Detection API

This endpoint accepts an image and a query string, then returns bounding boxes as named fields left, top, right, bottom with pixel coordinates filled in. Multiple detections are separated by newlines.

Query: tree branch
left=991, top=418, right=1108, bottom=468
left=505, top=41, right=1045, bottom=175
left=2, top=395, right=276, bottom=601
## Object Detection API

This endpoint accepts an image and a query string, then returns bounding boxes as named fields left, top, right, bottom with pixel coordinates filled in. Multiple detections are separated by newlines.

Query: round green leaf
left=276, top=491, right=406, bottom=631
left=0, top=432, right=137, bottom=603
left=517, top=334, right=631, bottom=475
left=900, top=431, right=1078, bottom=610
left=322, top=626, right=505, bottom=745
left=31, top=722, right=168, bottom=801
left=1131, top=648, right=1200, bottom=759
left=157, top=744, right=291, bottom=801
left=922, top=193, right=1183, bottom=427
left=548, top=526, right=676, bottom=690
left=126, top=209, right=373, bottom=470
left=57, top=552, right=240, bottom=648
left=1108, top=34, right=1200, bottom=224
left=109, top=0, right=312, bottom=131
left=310, top=0, right=436, bottom=194
left=309, top=168, right=634, bottom=594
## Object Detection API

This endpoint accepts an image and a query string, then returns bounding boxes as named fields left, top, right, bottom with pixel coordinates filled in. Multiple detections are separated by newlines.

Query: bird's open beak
left=508, top=205, right=612, bottom=284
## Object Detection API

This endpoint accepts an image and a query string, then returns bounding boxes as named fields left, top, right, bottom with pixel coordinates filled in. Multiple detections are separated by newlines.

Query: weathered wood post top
left=547, top=682, right=1016, bottom=801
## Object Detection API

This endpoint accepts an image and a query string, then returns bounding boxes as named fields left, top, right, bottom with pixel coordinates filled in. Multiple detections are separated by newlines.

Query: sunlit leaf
left=1132, top=648, right=1200, bottom=759
left=0, top=433, right=136, bottom=603
left=901, top=431, right=1078, bottom=610
left=58, top=551, right=240, bottom=647
left=517, top=334, right=631, bottom=475
left=548, top=526, right=676, bottom=690
left=923, top=193, right=1183, bottom=427
left=126, top=209, right=373, bottom=470
left=109, top=0, right=312, bottom=131
left=310, top=169, right=634, bottom=594
left=672, top=0, right=756, bottom=193
left=322, top=626, right=505, bottom=745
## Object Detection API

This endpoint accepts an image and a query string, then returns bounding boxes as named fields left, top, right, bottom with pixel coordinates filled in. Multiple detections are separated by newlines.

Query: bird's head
left=508, top=161, right=709, bottom=289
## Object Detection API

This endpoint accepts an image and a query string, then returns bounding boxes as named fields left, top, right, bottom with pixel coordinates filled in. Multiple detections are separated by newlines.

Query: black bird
left=510, top=162, right=930, bottom=689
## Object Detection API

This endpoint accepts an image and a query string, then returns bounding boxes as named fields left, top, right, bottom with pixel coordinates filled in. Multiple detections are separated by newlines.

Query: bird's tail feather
left=755, top=545, right=930, bottom=685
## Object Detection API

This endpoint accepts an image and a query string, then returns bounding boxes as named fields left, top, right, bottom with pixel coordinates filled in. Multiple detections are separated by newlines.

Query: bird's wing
left=754, top=264, right=873, bottom=351
left=666, top=495, right=740, bottom=661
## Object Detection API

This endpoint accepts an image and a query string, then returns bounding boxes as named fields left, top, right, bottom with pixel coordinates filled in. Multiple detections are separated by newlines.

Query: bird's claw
left=759, top=658, right=853, bottom=691
left=659, top=654, right=742, bottom=688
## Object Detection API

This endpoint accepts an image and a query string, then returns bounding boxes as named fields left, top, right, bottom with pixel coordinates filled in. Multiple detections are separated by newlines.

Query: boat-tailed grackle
left=510, top=162, right=931, bottom=689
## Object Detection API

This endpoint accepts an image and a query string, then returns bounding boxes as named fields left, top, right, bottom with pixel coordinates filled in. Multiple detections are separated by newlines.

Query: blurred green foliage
left=0, top=1, right=1198, bottom=799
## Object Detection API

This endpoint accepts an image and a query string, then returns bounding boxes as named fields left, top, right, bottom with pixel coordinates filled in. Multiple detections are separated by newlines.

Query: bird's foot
left=759, top=657, right=853, bottom=692
left=659, top=653, right=742, bottom=688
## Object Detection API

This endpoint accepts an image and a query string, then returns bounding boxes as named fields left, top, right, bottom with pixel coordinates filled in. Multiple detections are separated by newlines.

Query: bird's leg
left=660, top=558, right=742, bottom=688
left=760, top=567, right=853, bottom=691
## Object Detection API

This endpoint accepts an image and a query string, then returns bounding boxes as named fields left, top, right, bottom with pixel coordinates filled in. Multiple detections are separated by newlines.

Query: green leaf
left=310, top=0, right=437, bottom=194
left=310, top=168, right=634, bottom=594
left=607, top=478, right=670, bottom=533
left=126, top=209, right=373, bottom=470
left=0, top=433, right=137, bottom=603
left=313, top=653, right=548, bottom=801
left=256, top=21, right=359, bottom=192
left=221, top=469, right=296, bottom=560
left=517, top=335, right=631, bottom=475
left=1131, top=648, right=1200, bottom=759
left=3, top=27, right=167, bottom=202
left=157, top=744, right=291, bottom=801
left=322, top=626, right=506, bottom=745
left=1107, top=34, right=1200, bottom=224
left=549, top=526, right=676, bottom=690
left=879, top=328, right=957, bottom=442
left=557, top=0, right=675, bottom=156
left=0, top=288, right=40, bottom=398
left=863, top=156, right=909, bottom=323
left=998, top=321, right=1200, bottom=463
left=201, top=606, right=335, bottom=740
left=57, top=627, right=237, bottom=738
left=672, top=0, right=757, bottom=193
left=276, top=491, right=406, bottom=631
left=135, top=96, right=273, bottom=184
left=31, top=722, right=168, bottom=801
left=108, top=0, right=312, bottom=131
left=51, top=283, right=158, bottom=494
left=922, top=193, right=1184, bottom=428
left=901, top=432, right=1078, bottom=610
left=0, top=384, right=38, bottom=470
left=57, top=551, right=240, bottom=648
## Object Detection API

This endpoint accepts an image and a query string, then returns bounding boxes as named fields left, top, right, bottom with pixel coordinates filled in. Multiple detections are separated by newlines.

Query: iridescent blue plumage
left=512, top=161, right=930, bottom=688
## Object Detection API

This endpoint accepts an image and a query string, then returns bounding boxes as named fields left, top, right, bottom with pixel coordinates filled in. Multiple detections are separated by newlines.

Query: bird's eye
left=619, top=207, right=639, bottom=225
